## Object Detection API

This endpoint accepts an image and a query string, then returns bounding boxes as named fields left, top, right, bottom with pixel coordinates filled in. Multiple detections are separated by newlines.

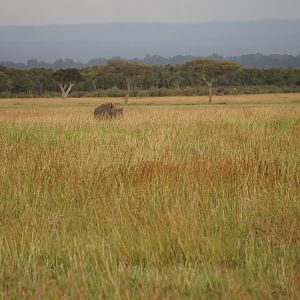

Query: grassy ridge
left=0, top=97, right=300, bottom=299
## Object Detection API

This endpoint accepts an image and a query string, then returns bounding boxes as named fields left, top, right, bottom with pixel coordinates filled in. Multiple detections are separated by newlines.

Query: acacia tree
left=53, top=68, right=82, bottom=99
left=182, top=59, right=240, bottom=104
left=104, top=59, right=150, bottom=104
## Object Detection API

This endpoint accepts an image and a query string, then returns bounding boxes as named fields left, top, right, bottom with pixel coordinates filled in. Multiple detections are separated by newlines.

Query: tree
left=80, top=67, right=100, bottom=91
left=53, top=68, right=82, bottom=98
left=0, top=71, right=11, bottom=94
left=4, top=69, right=32, bottom=96
left=182, top=59, right=240, bottom=104
left=103, top=59, right=150, bottom=104
left=29, top=68, right=54, bottom=96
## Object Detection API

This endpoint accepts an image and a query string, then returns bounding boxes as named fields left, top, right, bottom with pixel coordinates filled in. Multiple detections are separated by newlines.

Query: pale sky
left=1, top=0, right=300, bottom=26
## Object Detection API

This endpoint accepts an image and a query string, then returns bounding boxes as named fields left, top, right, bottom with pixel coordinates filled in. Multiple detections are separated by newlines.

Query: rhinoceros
left=94, top=102, right=123, bottom=119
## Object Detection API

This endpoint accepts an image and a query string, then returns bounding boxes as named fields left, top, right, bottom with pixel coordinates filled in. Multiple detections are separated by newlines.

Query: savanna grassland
left=0, top=94, right=300, bottom=299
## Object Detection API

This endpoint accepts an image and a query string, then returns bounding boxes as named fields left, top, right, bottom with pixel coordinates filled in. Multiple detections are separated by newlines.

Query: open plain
left=0, top=94, right=300, bottom=299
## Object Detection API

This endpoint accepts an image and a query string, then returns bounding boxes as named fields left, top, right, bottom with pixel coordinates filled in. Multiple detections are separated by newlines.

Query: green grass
left=0, top=99, right=300, bottom=299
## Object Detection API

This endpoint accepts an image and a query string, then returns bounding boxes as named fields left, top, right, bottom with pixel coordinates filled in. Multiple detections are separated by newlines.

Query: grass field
left=0, top=94, right=300, bottom=299
left=0, top=93, right=300, bottom=108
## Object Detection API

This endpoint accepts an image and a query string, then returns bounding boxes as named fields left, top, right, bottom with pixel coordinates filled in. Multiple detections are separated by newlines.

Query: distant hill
left=1, top=54, right=300, bottom=70
left=0, top=20, right=300, bottom=63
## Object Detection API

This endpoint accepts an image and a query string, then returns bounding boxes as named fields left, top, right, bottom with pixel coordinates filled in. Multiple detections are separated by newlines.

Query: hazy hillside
left=0, top=20, right=300, bottom=63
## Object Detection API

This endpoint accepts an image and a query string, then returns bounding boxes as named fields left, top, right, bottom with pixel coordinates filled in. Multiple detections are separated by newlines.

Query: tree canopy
left=103, top=59, right=151, bottom=104
left=182, top=59, right=240, bottom=103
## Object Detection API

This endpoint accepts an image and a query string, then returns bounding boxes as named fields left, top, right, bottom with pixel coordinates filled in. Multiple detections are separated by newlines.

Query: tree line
left=1, top=58, right=300, bottom=104
left=2, top=54, right=300, bottom=70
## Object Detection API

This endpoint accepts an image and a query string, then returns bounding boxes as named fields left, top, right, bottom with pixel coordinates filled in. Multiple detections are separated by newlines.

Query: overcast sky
left=1, top=0, right=300, bottom=26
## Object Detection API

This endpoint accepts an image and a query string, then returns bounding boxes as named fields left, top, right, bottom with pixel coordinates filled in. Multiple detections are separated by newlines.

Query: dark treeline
left=1, top=54, right=300, bottom=70
left=1, top=60, right=300, bottom=99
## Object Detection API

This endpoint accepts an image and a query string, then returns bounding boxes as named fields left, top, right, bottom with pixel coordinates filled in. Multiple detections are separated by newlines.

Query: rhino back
left=94, top=103, right=112, bottom=117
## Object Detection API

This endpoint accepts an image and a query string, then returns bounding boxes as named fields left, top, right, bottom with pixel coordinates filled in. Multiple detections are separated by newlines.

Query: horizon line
left=1, top=18, right=300, bottom=28
left=1, top=53, right=300, bottom=65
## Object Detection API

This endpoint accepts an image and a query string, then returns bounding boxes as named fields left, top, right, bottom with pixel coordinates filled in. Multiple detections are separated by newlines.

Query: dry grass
left=0, top=96, right=300, bottom=299
left=0, top=92, right=300, bottom=108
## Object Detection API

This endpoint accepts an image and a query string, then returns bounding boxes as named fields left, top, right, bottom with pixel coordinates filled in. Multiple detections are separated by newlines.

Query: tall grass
left=0, top=98, right=299, bottom=299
